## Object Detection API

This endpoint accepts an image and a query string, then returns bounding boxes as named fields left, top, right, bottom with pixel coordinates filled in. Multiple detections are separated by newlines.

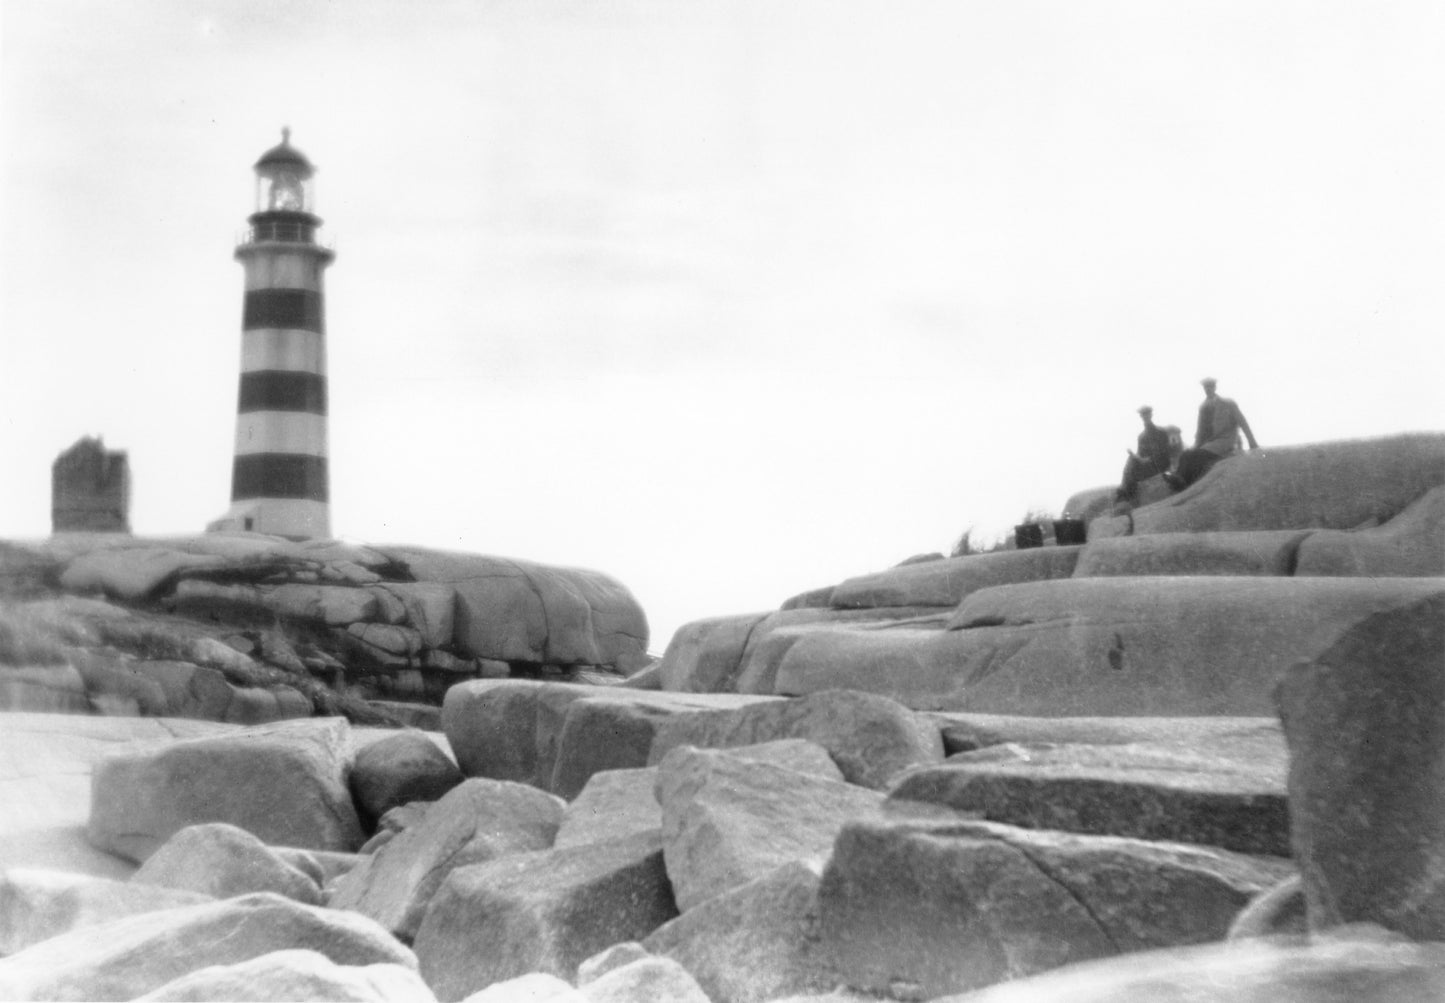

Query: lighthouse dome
left=254, top=127, right=315, bottom=177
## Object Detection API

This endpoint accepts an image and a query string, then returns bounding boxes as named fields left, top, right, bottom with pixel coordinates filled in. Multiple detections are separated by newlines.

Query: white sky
left=3, top=0, right=1444, bottom=651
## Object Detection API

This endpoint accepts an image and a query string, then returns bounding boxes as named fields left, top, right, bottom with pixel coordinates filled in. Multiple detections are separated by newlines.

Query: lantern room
left=253, top=127, right=317, bottom=216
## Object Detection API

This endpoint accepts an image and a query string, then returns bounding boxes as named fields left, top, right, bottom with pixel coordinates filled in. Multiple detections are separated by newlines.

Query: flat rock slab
left=772, top=577, right=1445, bottom=713
left=655, top=745, right=884, bottom=911
left=648, top=689, right=944, bottom=790
left=929, top=713, right=1283, bottom=758
left=441, top=679, right=778, bottom=791
left=1118, top=433, right=1445, bottom=536
left=829, top=547, right=1083, bottom=609
left=87, top=717, right=364, bottom=863
left=938, top=934, right=1445, bottom=1003
left=414, top=830, right=677, bottom=1001
left=0, top=713, right=236, bottom=879
left=645, top=861, right=833, bottom=1003
left=0, top=891, right=416, bottom=1002
left=1071, top=531, right=1309, bottom=578
left=889, top=741, right=1288, bottom=855
left=1295, top=484, right=1445, bottom=577
left=817, top=818, right=1290, bottom=999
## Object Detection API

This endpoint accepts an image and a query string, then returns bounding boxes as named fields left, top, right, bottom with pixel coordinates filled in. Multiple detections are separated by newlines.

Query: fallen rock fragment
left=330, top=778, right=564, bottom=941
left=131, top=823, right=322, bottom=904
left=414, top=830, right=676, bottom=1001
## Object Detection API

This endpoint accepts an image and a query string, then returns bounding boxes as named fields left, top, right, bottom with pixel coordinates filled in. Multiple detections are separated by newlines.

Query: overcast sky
left=4, top=0, right=1443, bottom=650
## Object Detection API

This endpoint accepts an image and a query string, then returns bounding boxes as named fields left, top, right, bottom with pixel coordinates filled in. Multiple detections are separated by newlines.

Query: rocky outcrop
left=1276, top=592, right=1445, bottom=940
left=829, top=547, right=1082, bottom=609
left=1, top=532, right=651, bottom=728
left=1294, top=483, right=1445, bottom=577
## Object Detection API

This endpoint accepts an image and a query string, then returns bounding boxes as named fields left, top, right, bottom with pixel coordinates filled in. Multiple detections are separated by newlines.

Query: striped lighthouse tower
left=212, top=129, right=334, bottom=538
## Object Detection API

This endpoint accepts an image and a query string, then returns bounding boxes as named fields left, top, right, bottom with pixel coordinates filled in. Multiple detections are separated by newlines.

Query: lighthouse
left=211, top=130, right=335, bottom=538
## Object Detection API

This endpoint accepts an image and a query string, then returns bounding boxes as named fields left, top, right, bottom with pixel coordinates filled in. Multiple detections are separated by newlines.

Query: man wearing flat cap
left=1170, top=377, right=1259, bottom=488
left=1117, top=405, right=1175, bottom=503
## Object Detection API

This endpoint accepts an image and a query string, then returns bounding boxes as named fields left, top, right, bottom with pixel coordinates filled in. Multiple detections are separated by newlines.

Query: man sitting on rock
left=1168, top=377, right=1259, bottom=489
left=1116, top=405, right=1174, bottom=503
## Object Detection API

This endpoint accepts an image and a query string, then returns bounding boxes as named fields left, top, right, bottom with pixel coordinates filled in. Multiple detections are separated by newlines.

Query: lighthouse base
left=207, top=499, right=329, bottom=540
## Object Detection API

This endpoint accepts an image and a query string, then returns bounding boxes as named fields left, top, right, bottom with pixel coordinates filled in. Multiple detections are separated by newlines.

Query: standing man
left=1171, top=377, right=1259, bottom=488
left=1117, top=405, right=1174, bottom=503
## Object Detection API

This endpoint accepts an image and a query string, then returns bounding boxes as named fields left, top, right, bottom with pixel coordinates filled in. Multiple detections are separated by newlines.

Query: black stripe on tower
left=231, top=454, right=329, bottom=502
left=243, top=289, right=324, bottom=333
left=238, top=371, right=328, bottom=414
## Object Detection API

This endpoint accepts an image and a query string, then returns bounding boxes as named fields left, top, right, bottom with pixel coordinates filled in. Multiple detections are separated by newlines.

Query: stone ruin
left=51, top=436, right=130, bottom=534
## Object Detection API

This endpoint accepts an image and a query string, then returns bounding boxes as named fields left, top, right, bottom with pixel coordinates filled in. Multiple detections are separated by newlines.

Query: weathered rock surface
left=655, top=745, right=883, bottom=911
left=0, top=868, right=211, bottom=957
left=131, top=823, right=323, bottom=904
left=940, top=932, right=1445, bottom=1002
left=771, top=576, right=1445, bottom=713
left=889, top=740, right=1290, bottom=856
left=818, top=818, right=1290, bottom=998
left=555, top=741, right=840, bottom=851
left=441, top=679, right=777, bottom=792
left=1099, top=433, right=1445, bottom=537
left=329, top=778, right=565, bottom=941
left=929, top=712, right=1283, bottom=757
left=829, top=547, right=1083, bottom=609
left=657, top=612, right=771, bottom=692
left=414, top=830, right=677, bottom=1001
left=379, top=547, right=650, bottom=671
left=645, top=861, right=832, bottom=1003
left=350, top=730, right=465, bottom=828
left=87, top=717, right=364, bottom=862
left=1072, top=530, right=1310, bottom=578
left=1294, top=484, right=1445, bottom=577
left=0, top=892, right=416, bottom=1002
left=1277, top=591, right=1445, bottom=940
left=648, top=689, right=943, bottom=790
left=576, top=942, right=651, bottom=984
left=135, top=948, right=437, bottom=1002
left=581, top=956, right=712, bottom=1003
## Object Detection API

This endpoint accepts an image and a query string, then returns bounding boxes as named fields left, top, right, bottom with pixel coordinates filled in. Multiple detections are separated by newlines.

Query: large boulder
left=647, top=689, right=944, bottom=790
left=817, top=818, right=1290, bottom=999
left=0, top=892, right=416, bottom=1002
left=889, top=739, right=1290, bottom=856
left=1072, top=531, right=1309, bottom=578
left=378, top=547, right=650, bottom=671
left=441, top=679, right=777, bottom=791
left=771, top=577, right=1445, bottom=713
left=1, top=713, right=235, bottom=880
left=1295, top=484, right=1445, bottom=577
left=131, top=823, right=323, bottom=904
left=349, top=731, right=464, bottom=829
left=1106, top=434, right=1445, bottom=537
left=829, top=547, right=1082, bottom=609
left=135, top=948, right=436, bottom=1002
left=329, top=778, right=564, bottom=941
left=413, top=830, right=677, bottom=1001
left=938, top=932, right=1445, bottom=1003
left=645, top=861, right=833, bottom=1003
left=0, top=869, right=210, bottom=956
left=87, top=717, right=365, bottom=862
left=1276, top=591, right=1445, bottom=940
left=655, top=745, right=884, bottom=911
